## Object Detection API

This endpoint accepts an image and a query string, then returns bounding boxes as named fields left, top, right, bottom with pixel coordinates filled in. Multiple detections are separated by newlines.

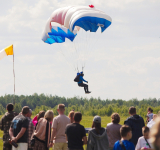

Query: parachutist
left=74, top=72, right=91, bottom=94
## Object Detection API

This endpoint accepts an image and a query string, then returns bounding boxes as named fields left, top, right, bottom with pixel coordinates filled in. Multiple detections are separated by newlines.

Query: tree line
left=0, top=93, right=160, bottom=117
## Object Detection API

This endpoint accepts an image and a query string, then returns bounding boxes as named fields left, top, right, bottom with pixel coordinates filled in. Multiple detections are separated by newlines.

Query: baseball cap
left=93, top=115, right=101, bottom=123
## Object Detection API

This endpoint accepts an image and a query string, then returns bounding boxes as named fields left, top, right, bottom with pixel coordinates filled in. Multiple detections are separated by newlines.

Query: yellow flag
left=5, top=45, right=13, bottom=55
left=0, top=45, right=13, bottom=60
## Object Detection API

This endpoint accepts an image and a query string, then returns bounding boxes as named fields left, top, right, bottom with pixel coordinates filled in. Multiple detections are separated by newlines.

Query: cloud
left=0, top=0, right=160, bottom=100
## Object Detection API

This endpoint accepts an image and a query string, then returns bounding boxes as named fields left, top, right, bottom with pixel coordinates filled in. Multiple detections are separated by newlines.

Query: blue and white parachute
left=42, top=5, right=112, bottom=71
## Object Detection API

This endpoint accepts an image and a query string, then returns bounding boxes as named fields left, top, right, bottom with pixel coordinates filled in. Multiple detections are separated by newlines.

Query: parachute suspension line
left=57, top=44, right=77, bottom=71
left=77, top=66, right=79, bottom=73
left=73, top=41, right=80, bottom=71
left=82, top=66, right=85, bottom=72
left=60, top=39, right=79, bottom=72
left=81, top=21, right=92, bottom=69
left=83, top=22, right=99, bottom=68
left=82, top=22, right=92, bottom=68
left=61, top=41, right=77, bottom=69
left=79, top=23, right=87, bottom=69
left=74, top=27, right=88, bottom=71
left=74, top=25, right=85, bottom=70
left=83, top=22, right=93, bottom=66
left=65, top=41, right=78, bottom=69
left=73, top=35, right=80, bottom=64
left=76, top=31, right=84, bottom=70
left=84, top=28, right=88, bottom=68
left=87, top=29, right=98, bottom=62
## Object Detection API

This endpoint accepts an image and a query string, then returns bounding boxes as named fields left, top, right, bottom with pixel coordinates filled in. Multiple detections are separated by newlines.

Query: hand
left=12, top=137, right=17, bottom=143
left=49, top=142, right=53, bottom=147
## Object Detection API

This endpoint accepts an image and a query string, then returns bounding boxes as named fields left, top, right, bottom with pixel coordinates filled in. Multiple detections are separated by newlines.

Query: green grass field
left=0, top=115, right=128, bottom=149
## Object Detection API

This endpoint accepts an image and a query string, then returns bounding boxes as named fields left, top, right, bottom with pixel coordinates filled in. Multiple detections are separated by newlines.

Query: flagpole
left=13, top=46, right=15, bottom=105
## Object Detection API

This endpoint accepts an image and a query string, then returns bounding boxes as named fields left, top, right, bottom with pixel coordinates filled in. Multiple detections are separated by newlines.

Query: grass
left=80, top=116, right=127, bottom=128
left=0, top=115, right=128, bottom=149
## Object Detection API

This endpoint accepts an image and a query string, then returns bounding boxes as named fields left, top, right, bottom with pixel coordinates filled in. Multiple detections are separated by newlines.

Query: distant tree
left=0, top=94, right=160, bottom=117
left=14, top=103, right=22, bottom=114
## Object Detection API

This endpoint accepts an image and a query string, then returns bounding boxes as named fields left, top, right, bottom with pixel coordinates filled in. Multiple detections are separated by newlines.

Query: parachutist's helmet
left=80, top=71, right=84, bottom=76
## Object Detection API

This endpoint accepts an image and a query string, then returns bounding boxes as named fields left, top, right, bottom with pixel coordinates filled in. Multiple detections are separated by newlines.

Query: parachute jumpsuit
left=78, top=76, right=89, bottom=93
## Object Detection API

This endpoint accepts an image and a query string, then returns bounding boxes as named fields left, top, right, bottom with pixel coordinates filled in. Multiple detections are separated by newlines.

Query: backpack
left=74, top=74, right=80, bottom=82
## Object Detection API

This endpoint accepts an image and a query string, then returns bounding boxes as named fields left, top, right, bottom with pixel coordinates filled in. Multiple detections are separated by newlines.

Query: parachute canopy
left=42, top=5, right=112, bottom=72
left=42, top=5, right=112, bottom=44
left=45, top=26, right=77, bottom=44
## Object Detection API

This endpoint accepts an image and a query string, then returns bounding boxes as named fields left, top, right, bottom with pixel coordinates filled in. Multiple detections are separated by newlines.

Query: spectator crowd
left=0, top=103, right=160, bottom=150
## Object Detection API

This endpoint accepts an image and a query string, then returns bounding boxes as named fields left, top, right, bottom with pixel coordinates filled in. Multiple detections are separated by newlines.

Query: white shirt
left=136, top=136, right=153, bottom=150
left=147, top=113, right=153, bottom=121
left=147, top=119, right=155, bottom=129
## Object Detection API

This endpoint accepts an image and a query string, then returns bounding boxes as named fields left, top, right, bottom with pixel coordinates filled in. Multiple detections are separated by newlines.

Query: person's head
left=142, top=126, right=150, bottom=139
left=150, top=118, right=160, bottom=149
left=129, top=106, right=136, bottom=115
left=153, top=114, right=157, bottom=121
left=148, top=107, right=153, bottom=113
left=6, top=103, right=14, bottom=112
left=37, top=111, right=45, bottom=121
left=44, top=110, right=54, bottom=122
left=57, top=104, right=65, bottom=114
left=92, top=115, right=101, bottom=134
left=80, top=71, right=84, bottom=76
left=27, top=109, right=32, bottom=118
left=111, top=113, right=120, bottom=124
left=21, top=106, right=30, bottom=116
left=74, top=112, right=82, bottom=123
left=120, top=125, right=132, bottom=140
left=68, top=111, right=74, bottom=123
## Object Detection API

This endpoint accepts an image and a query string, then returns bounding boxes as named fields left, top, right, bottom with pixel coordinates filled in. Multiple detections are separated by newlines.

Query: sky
left=0, top=0, right=160, bottom=100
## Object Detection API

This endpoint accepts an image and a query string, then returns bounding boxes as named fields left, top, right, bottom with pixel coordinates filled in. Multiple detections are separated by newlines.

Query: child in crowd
left=68, top=110, right=75, bottom=123
left=136, top=126, right=153, bottom=150
left=113, top=125, right=135, bottom=150
left=147, top=114, right=157, bottom=129
left=147, top=108, right=153, bottom=123
left=65, top=112, right=87, bottom=150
